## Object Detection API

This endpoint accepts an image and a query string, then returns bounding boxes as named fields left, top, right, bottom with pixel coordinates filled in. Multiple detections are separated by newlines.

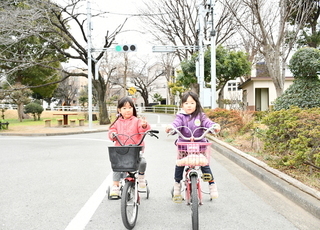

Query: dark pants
left=174, top=165, right=214, bottom=183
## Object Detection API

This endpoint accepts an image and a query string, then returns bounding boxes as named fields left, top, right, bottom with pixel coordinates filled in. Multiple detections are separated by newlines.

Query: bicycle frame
left=184, top=168, right=203, bottom=205
left=124, top=172, right=140, bottom=204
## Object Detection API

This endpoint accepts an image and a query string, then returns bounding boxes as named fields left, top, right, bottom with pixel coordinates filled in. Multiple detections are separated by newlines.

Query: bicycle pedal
left=201, top=173, right=212, bottom=182
left=172, top=195, right=183, bottom=203
left=110, top=195, right=120, bottom=200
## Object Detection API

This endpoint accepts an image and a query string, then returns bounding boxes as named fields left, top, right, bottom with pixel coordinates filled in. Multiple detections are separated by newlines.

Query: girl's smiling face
left=182, top=96, right=197, bottom=115
left=118, top=102, right=133, bottom=119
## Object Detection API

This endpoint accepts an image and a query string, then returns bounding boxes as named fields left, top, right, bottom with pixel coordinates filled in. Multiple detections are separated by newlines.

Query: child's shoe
left=209, top=183, right=218, bottom=199
left=173, top=182, right=183, bottom=203
left=109, top=185, right=120, bottom=199
left=138, top=174, right=146, bottom=189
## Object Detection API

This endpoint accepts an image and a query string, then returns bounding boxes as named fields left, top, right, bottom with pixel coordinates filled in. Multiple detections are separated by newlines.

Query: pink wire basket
left=176, top=142, right=211, bottom=167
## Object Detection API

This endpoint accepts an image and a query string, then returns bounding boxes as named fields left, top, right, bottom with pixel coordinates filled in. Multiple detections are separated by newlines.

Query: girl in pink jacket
left=108, top=96, right=151, bottom=198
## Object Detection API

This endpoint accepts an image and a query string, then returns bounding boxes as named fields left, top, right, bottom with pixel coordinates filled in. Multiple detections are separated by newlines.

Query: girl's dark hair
left=110, top=96, right=137, bottom=127
left=181, top=91, right=204, bottom=121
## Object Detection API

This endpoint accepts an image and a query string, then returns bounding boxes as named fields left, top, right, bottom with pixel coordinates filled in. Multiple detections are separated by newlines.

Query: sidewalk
left=0, top=123, right=109, bottom=136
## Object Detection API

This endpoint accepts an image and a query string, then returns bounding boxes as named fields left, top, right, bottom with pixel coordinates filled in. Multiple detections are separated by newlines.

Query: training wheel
left=106, top=186, right=111, bottom=200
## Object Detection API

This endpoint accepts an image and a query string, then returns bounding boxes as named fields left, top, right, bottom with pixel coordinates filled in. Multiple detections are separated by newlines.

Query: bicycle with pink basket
left=168, top=125, right=218, bottom=230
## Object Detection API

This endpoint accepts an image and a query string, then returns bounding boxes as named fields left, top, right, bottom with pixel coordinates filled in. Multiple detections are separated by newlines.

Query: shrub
left=262, top=106, right=320, bottom=168
left=206, top=108, right=244, bottom=135
left=24, top=102, right=44, bottom=121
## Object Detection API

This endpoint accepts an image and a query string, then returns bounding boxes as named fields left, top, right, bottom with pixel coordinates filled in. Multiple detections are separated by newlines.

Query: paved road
left=0, top=113, right=319, bottom=230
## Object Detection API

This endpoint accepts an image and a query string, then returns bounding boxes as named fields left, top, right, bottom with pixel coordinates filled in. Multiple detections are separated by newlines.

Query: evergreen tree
left=274, top=47, right=320, bottom=110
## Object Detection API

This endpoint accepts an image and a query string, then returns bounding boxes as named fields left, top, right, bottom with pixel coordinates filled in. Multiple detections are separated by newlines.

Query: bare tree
left=223, top=0, right=315, bottom=97
left=54, top=77, right=78, bottom=107
left=131, top=67, right=164, bottom=106
left=139, top=0, right=199, bottom=61
left=159, top=54, right=176, bottom=105
left=139, top=0, right=236, bottom=59
left=138, top=0, right=238, bottom=95
left=0, top=0, right=127, bottom=124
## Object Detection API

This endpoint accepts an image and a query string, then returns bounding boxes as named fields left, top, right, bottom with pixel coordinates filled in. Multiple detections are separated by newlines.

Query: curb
left=0, top=129, right=108, bottom=136
left=210, top=137, right=320, bottom=219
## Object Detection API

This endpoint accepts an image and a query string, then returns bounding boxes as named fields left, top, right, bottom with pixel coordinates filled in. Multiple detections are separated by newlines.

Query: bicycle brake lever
left=150, top=132, right=159, bottom=139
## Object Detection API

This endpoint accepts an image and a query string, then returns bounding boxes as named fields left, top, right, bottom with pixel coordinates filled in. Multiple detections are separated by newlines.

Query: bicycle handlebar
left=168, top=125, right=219, bottom=141
left=112, top=130, right=159, bottom=146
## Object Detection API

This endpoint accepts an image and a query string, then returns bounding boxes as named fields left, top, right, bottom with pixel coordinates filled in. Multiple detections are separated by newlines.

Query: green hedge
left=262, top=106, right=320, bottom=168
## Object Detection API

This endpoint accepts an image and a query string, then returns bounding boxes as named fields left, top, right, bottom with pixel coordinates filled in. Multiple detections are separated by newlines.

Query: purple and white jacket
left=171, top=111, right=216, bottom=143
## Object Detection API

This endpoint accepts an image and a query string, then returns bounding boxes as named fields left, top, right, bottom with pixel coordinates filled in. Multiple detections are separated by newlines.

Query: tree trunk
left=263, top=44, right=284, bottom=97
left=93, top=80, right=110, bottom=125
left=190, top=83, right=199, bottom=95
left=218, top=83, right=226, bottom=108
left=17, top=103, right=24, bottom=122
left=142, top=93, right=149, bottom=106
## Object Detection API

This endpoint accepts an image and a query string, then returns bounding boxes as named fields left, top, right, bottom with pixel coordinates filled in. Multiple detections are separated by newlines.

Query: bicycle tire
left=191, top=175, right=199, bottom=230
left=121, top=181, right=138, bottom=229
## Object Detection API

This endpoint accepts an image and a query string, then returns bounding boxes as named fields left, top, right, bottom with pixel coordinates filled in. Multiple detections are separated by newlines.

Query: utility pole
left=87, top=0, right=93, bottom=129
left=210, top=0, right=217, bottom=109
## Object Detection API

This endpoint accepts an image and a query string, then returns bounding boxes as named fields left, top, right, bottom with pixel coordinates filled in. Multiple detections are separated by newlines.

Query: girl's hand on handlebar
left=211, top=124, right=221, bottom=134
left=165, top=124, right=173, bottom=133
left=110, top=132, right=117, bottom=141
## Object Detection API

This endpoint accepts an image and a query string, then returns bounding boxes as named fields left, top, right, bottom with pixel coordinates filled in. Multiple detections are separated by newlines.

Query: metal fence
left=1, top=104, right=180, bottom=115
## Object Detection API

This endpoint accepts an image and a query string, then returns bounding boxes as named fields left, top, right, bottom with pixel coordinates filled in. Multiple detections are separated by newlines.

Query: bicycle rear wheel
left=121, top=181, right=138, bottom=229
left=190, top=175, right=199, bottom=230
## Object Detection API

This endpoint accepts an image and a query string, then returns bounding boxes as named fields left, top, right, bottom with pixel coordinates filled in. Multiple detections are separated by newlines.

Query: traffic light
left=115, top=44, right=137, bottom=52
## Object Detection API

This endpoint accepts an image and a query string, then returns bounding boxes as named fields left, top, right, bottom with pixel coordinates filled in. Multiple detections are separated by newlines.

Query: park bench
left=57, top=118, right=63, bottom=127
left=70, top=119, right=76, bottom=127
left=78, top=118, right=85, bottom=126
left=44, top=119, right=51, bottom=127
left=0, top=122, right=9, bottom=130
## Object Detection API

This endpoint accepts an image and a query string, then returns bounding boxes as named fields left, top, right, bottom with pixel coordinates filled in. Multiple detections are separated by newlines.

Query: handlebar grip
left=150, top=130, right=159, bottom=134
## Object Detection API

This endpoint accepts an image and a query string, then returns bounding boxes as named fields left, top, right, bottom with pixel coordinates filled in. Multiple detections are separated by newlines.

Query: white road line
left=65, top=173, right=112, bottom=230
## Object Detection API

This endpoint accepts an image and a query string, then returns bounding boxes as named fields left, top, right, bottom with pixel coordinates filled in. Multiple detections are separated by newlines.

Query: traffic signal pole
left=210, top=0, right=217, bottom=109
left=87, top=0, right=93, bottom=130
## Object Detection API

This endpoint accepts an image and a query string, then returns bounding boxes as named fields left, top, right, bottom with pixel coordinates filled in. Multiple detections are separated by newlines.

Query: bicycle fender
left=188, top=171, right=198, bottom=178
left=125, top=177, right=135, bottom=183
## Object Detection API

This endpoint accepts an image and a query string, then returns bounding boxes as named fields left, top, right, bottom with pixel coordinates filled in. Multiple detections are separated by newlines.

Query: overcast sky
left=56, top=0, right=155, bottom=68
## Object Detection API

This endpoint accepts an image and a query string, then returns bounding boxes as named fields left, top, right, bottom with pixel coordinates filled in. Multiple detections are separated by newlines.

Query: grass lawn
left=1, top=109, right=98, bottom=128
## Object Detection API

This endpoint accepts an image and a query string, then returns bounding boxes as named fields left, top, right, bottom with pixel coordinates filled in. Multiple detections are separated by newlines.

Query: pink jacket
left=108, top=116, right=151, bottom=147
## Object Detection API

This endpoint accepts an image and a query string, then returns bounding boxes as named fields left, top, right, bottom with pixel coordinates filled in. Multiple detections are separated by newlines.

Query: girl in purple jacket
left=165, top=91, right=220, bottom=200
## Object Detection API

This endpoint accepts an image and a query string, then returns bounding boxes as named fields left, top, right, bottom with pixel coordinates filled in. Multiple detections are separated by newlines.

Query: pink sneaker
left=109, top=186, right=120, bottom=198
left=138, top=174, right=146, bottom=189
left=209, top=183, right=218, bottom=199
left=173, top=182, right=183, bottom=203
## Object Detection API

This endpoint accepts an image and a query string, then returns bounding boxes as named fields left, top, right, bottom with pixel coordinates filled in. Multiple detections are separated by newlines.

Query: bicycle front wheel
left=190, top=175, right=199, bottom=230
left=121, top=181, right=138, bottom=229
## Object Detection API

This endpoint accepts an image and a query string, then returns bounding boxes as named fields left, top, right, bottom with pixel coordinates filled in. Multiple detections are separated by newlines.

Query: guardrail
left=142, top=106, right=179, bottom=114
left=0, top=104, right=18, bottom=110
left=1, top=104, right=180, bottom=115
left=50, top=106, right=180, bottom=114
